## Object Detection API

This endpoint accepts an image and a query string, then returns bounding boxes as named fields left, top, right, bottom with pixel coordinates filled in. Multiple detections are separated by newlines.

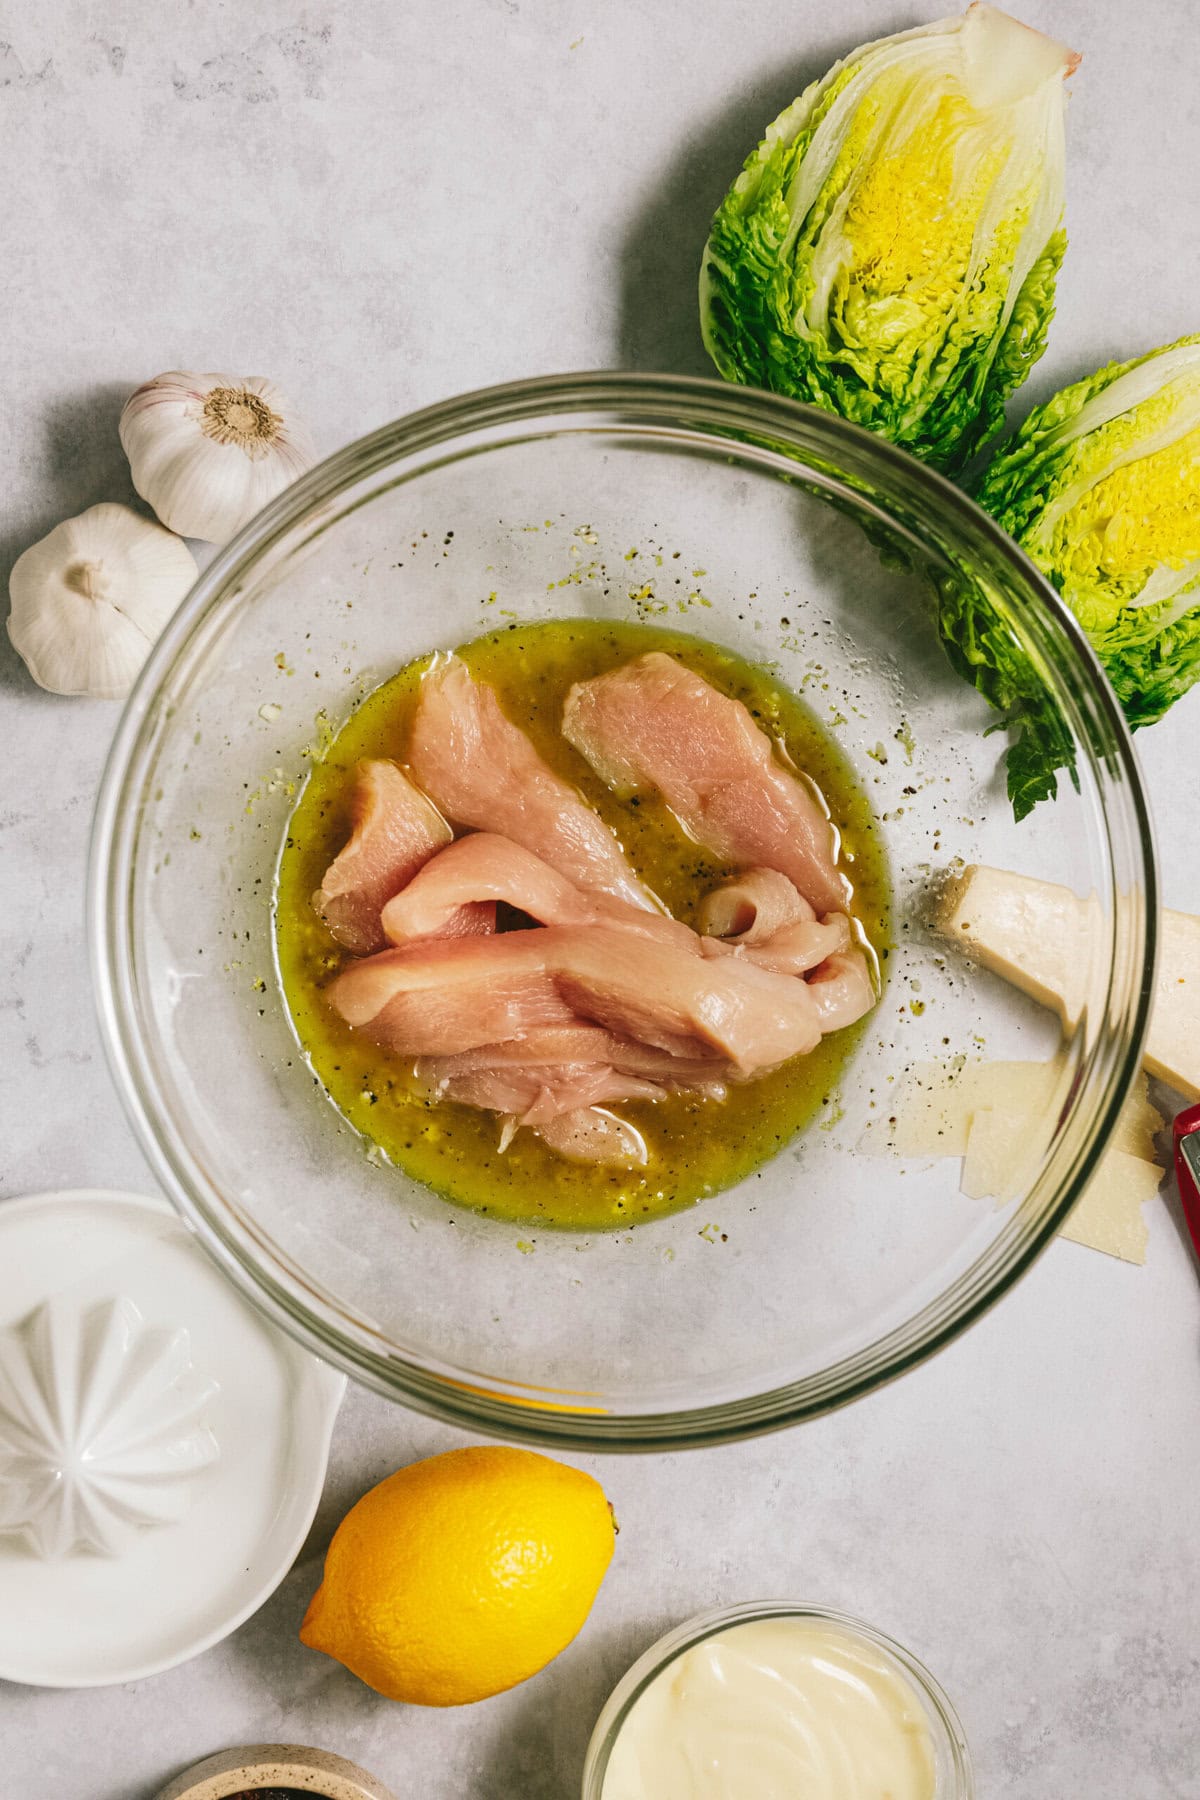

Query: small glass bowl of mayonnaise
left=582, top=1601, right=973, bottom=1800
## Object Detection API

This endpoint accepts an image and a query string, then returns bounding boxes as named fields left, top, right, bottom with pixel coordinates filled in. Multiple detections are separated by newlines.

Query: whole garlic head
left=120, top=370, right=317, bottom=544
left=7, top=503, right=197, bottom=700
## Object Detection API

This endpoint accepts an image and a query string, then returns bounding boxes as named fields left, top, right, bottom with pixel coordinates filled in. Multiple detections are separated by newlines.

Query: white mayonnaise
left=601, top=1616, right=938, bottom=1800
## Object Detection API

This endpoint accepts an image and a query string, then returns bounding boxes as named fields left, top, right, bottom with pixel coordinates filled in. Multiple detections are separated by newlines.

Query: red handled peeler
left=1172, top=1102, right=1200, bottom=1263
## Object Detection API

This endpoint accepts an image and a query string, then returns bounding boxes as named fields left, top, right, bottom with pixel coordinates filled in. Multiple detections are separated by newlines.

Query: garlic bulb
left=119, top=370, right=317, bottom=544
left=7, top=503, right=197, bottom=700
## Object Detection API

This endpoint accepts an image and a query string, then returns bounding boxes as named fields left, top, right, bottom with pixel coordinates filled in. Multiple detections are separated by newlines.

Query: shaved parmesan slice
left=885, top=1061, right=975, bottom=1158
left=1058, top=1152, right=1164, bottom=1265
left=886, top=1058, right=1161, bottom=1165
left=886, top=1055, right=1166, bottom=1263
left=960, top=1098, right=1165, bottom=1260
left=935, top=864, right=1200, bottom=1100
left=962, top=1105, right=1042, bottom=1204
left=1111, top=1073, right=1165, bottom=1160
left=887, top=1056, right=1068, bottom=1158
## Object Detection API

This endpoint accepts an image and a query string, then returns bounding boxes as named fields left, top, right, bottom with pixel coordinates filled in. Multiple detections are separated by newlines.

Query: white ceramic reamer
left=0, top=1292, right=219, bottom=1558
left=0, top=1190, right=345, bottom=1687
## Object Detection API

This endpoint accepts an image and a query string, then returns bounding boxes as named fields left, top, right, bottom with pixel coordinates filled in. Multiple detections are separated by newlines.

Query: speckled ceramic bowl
left=154, top=1744, right=396, bottom=1800
left=92, top=373, right=1155, bottom=1448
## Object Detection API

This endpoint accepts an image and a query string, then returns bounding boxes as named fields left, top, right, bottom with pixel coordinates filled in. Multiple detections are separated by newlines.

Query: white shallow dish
left=0, top=1190, right=344, bottom=1688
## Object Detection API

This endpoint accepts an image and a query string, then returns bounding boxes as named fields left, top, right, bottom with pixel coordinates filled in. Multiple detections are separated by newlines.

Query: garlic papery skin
left=119, top=370, right=318, bottom=544
left=7, top=503, right=198, bottom=700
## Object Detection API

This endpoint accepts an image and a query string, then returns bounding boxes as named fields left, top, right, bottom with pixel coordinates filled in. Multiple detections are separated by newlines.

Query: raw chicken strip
left=419, top=1026, right=728, bottom=1089
left=313, top=759, right=452, bottom=954
left=697, top=868, right=853, bottom=975
left=329, top=937, right=577, bottom=1055
left=328, top=926, right=823, bottom=1071
left=418, top=1030, right=722, bottom=1170
left=806, top=950, right=876, bottom=1034
left=536, top=1108, right=648, bottom=1166
left=381, top=834, right=691, bottom=952
left=418, top=1062, right=665, bottom=1123
left=416, top=1025, right=728, bottom=1125
left=433, top=902, right=498, bottom=939
left=563, top=653, right=847, bottom=915
left=702, top=913, right=852, bottom=977
left=409, top=657, right=656, bottom=912
left=698, top=868, right=815, bottom=942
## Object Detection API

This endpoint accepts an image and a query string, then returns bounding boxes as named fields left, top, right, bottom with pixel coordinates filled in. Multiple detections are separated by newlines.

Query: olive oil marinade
left=275, top=619, right=888, bottom=1229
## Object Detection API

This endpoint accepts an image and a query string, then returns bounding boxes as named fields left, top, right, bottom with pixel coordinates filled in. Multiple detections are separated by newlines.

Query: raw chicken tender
left=416, top=1027, right=728, bottom=1127
left=417, top=1026, right=729, bottom=1090
left=329, top=925, right=823, bottom=1072
left=536, top=1108, right=649, bottom=1166
left=381, top=833, right=690, bottom=952
left=698, top=868, right=816, bottom=943
left=313, top=760, right=453, bottom=955
left=410, top=657, right=656, bottom=912
left=563, top=653, right=847, bottom=914
left=698, top=868, right=853, bottom=975
left=806, top=949, right=876, bottom=1034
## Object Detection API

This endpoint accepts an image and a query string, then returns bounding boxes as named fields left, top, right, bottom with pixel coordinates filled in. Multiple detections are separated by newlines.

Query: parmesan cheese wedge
left=935, top=864, right=1200, bottom=1099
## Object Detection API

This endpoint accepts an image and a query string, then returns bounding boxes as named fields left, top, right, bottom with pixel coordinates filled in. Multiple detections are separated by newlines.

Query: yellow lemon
left=299, top=1445, right=616, bottom=1706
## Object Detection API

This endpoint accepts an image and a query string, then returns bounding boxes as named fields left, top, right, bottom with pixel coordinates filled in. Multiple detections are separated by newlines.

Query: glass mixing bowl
left=581, top=1602, right=973, bottom=1799
left=90, top=374, right=1155, bottom=1448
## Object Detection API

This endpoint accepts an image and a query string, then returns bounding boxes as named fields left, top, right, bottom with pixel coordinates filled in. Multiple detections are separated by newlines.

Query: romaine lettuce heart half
left=976, top=334, right=1200, bottom=737
left=700, top=5, right=1078, bottom=473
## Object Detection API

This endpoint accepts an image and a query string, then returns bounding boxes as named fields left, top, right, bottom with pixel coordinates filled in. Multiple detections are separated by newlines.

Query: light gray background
left=1, top=3, right=1198, bottom=1795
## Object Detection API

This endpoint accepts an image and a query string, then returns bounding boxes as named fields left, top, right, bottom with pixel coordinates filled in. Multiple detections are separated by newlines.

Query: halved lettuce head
left=940, top=336, right=1200, bottom=819
left=976, top=334, right=1200, bottom=733
left=700, top=5, right=1077, bottom=472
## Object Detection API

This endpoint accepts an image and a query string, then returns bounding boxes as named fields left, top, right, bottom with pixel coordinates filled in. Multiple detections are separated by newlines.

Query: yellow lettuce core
left=1088, top=429, right=1200, bottom=581
left=846, top=93, right=1006, bottom=295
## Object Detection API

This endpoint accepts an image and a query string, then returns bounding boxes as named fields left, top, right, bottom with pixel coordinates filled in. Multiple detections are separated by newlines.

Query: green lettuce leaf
left=931, top=561, right=1076, bottom=820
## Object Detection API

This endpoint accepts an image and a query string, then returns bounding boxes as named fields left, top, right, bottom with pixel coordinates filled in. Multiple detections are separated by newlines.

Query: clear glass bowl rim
left=580, top=1598, right=974, bottom=1798
left=89, top=370, right=1158, bottom=1450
